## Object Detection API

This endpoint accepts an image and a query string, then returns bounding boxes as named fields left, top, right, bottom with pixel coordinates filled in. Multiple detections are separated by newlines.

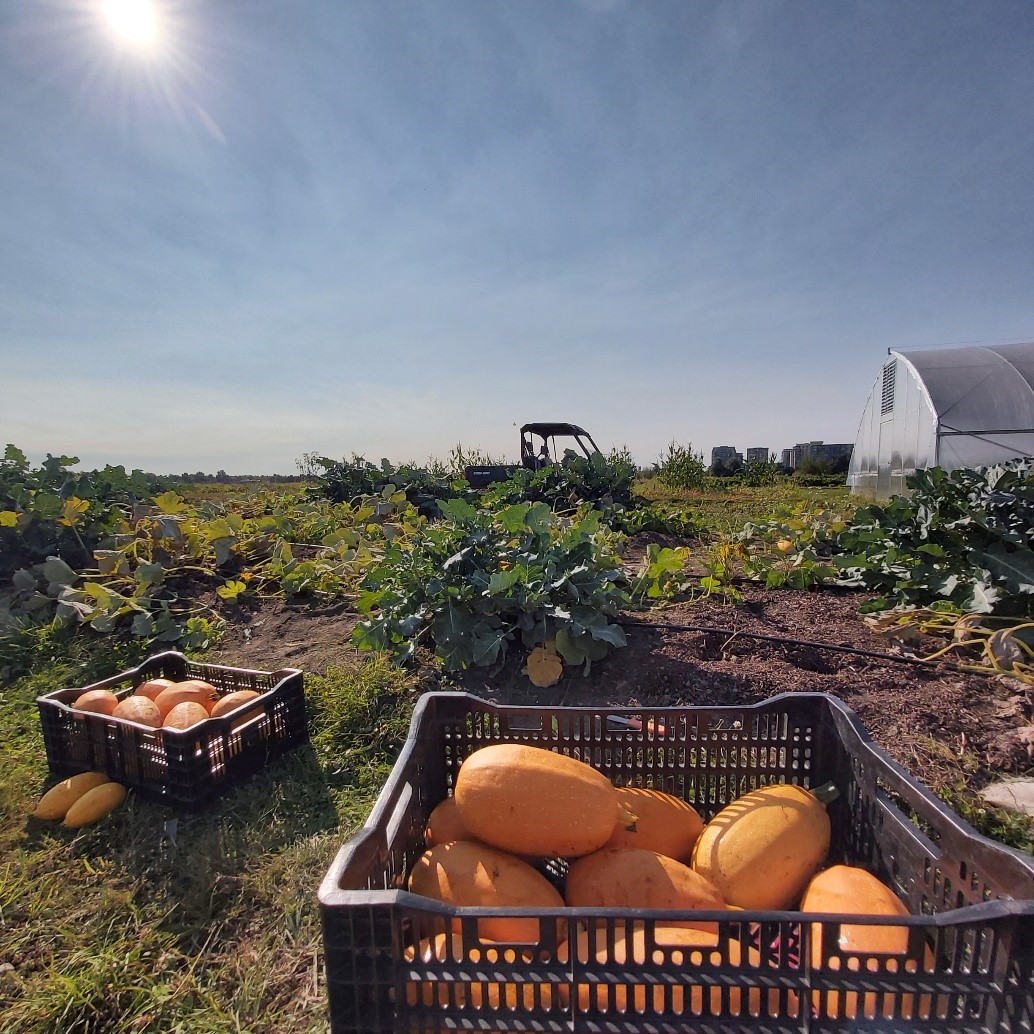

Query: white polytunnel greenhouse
left=848, top=342, right=1034, bottom=498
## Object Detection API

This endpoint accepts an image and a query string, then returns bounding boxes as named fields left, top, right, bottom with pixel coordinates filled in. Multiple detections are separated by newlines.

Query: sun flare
left=101, top=0, right=159, bottom=49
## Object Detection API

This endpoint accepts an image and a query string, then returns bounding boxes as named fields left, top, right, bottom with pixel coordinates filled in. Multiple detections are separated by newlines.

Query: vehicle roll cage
left=519, top=423, right=601, bottom=470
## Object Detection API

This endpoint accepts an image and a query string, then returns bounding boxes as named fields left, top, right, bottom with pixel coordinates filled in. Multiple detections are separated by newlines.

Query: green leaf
left=496, top=503, right=532, bottom=535
left=486, top=569, right=522, bottom=595
left=974, top=547, right=1034, bottom=594
left=216, top=580, right=247, bottom=601
left=43, top=556, right=78, bottom=589
left=588, top=622, right=627, bottom=647
left=968, top=581, right=1000, bottom=614
left=211, top=536, right=235, bottom=566
left=12, top=568, right=36, bottom=591
left=136, top=562, right=166, bottom=588
left=438, top=498, right=479, bottom=524
left=153, top=490, right=187, bottom=514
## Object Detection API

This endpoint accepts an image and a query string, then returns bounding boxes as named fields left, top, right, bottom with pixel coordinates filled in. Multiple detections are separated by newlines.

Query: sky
left=1, top=0, right=1033, bottom=475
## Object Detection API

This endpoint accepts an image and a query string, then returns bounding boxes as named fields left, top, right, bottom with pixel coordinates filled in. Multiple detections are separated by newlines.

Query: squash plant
left=833, top=461, right=1034, bottom=615
left=352, top=499, right=628, bottom=670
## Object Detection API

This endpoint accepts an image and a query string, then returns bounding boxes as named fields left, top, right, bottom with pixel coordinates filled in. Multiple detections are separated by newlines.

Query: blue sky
left=2, top=0, right=1032, bottom=474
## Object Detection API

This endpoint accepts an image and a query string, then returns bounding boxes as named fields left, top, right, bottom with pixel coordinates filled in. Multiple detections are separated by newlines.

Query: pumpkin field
left=2, top=445, right=1033, bottom=1033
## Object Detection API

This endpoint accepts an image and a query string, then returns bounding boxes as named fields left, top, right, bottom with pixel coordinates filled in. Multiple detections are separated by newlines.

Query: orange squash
left=407, top=840, right=565, bottom=943
left=801, top=864, right=934, bottom=1021
left=403, top=932, right=567, bottom=1009
left=570, top=924, right=799, bottom=1017
left=691, top=782, right=835, bottom=909
left=153, top=681, right=218, bottom=721
left=134, top=677, right=175, bottom=702
left=209, top=689, right=260, bottom=720
left=424, top=797, right=478, bottom=848
left=163, top=700, right=210, bottom=730
left=565, top=847, right=726, bottom=934
left=605, top=787, right=704, bottom=862
left=111, top=695, right=162, bottom=728
left=72, top=689, right=119, bottom=716
left=454, top=743, right=633, bottom=858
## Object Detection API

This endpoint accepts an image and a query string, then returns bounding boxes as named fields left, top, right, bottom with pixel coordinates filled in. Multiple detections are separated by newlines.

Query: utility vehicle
left=463, top=423, right=602, bottom=488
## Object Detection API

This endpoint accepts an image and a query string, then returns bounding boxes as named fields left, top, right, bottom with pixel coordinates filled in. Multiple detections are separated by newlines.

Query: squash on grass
left=33, top=772, right=111, bottom=820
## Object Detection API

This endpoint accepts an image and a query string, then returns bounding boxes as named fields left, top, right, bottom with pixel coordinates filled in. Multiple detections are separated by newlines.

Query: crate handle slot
left=385, top=782, right=413, bottom=849
left=504, top=714, right=544, bottom=732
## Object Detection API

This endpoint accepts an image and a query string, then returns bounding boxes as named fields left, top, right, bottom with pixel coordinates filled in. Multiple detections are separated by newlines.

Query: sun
left=101, top=0, right=159, bottom=49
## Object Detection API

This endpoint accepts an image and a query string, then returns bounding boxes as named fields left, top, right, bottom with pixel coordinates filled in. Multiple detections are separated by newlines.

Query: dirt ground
left=209, top=540, right=1034, bottom=801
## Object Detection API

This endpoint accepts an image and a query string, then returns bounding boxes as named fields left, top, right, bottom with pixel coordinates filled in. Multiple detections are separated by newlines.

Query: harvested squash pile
left=403, top=742, right=924, bottom=1020
left=70, top=678, right=260, bottom=731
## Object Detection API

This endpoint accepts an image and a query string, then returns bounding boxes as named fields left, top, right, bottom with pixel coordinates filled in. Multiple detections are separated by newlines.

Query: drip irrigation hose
left=620, top=618, right=940, bottom=669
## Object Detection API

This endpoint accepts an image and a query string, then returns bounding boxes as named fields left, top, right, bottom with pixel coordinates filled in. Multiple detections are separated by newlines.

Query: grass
left=634, top=477, right=856, bottom=537
left=0, top=630, right=417, bottom=1034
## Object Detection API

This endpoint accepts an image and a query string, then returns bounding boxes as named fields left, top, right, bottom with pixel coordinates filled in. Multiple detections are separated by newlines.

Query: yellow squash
left=33, top=772, right=111, bottom=820
left=801, top=864, right=934, bottom=1020
left=605, top=786, right=704, bottom=862
left=62, top=782, right=127, bottom=828
left=691, top=781, right=836, bottom=910
left=454, top=743, right=634, bottom=858
left=407, top=840, right=565, bottom=943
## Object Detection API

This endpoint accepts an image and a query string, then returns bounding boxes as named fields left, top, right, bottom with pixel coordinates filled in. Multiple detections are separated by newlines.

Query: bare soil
left=209, top=542, right=1034, bottom=801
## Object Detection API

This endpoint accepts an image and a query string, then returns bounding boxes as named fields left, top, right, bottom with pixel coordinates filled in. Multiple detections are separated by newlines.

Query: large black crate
left=318, top=691, right=1034, bottom=1034
left=37, top=651, right=307, bottom=809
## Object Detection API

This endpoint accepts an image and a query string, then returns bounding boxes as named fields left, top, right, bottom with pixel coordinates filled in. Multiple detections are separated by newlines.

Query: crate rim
left=318, top=690, right=1034, bottom=910
left=36, top=650, right=304, bottom=712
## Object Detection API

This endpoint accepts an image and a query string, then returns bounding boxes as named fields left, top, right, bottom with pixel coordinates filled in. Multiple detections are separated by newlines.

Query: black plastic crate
left=318, top=691, right=1034, bottom=1034
left=37, top=651, right=307, bottom=809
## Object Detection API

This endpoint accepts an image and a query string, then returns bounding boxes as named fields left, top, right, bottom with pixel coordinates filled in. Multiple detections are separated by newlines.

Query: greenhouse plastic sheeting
left=849, top=342, right=1034, bottom=497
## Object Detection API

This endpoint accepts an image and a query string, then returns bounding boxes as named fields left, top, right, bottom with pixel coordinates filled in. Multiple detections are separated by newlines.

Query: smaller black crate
left=319, top=692, right=1034, bottom=1034
left=37, top=651, right=307, bottom=809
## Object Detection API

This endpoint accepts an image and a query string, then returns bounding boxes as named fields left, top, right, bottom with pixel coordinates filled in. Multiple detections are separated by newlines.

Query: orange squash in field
left=691, top=782, right=835, bottom=910
left=453, top=744, right=633, bottom=858
left=566, top=847, right=725, bottom=931
left=570, top=924, right=799, bottom=1017
left=403, top=932, right=568, bottom=1009
left=801, top=864, right=935, bottom=1021
left=407, top=840, right=565, bottom=943
left=605, top=787, right=704, bottom=862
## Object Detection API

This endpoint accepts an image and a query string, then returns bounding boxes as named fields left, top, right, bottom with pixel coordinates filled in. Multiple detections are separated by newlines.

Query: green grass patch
left=635, top=478, right=855, bottom=537
left=0, top=637, right=416, bottom=1033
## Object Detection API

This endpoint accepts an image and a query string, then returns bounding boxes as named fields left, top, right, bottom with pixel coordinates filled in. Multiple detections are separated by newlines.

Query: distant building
left=784, top=441, right=853, bottom=469
left=711, top=445, right=742, bottom=467
left=745, top=447, right=770, bottom=464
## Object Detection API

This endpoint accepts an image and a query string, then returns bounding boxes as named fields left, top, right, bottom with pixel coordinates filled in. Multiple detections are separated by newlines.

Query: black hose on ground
left=620, top=618, right=940, bottom=669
